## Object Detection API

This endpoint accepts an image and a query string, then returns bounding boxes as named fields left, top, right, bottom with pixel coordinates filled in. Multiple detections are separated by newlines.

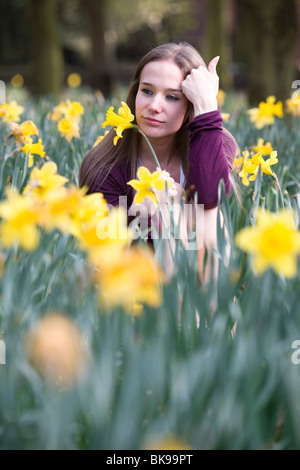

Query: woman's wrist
left=193, top=99, right=218, bottom=117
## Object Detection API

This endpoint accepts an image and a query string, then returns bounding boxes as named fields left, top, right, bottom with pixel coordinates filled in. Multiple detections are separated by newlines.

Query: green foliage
left=1, top=88, right=300, bottom=450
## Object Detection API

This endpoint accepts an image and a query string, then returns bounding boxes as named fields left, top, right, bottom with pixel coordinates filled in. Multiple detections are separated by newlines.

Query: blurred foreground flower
left=36, top=185, right=88, bottom=236
left=143, top=434, right=192, bottom=450
left=247, top=95, right=283, bottom=129
left=0, top=100, right=24, bottom=123
left=23, top=161, right=69, bottom=198
left=0, top=188, right=40, bottom=251
left=26, top=312, right=86, bottom=387
left=93, top=245, right=165, bottom=312
left=235, top=208, right=300, bottom=278
left=102, top=101, right=135, bottom=145
left=80, top=206, right=132, bottom=265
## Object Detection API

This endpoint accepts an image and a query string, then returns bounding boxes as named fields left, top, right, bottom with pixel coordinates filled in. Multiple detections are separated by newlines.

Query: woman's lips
left=142, top=117, right=163, bottom=125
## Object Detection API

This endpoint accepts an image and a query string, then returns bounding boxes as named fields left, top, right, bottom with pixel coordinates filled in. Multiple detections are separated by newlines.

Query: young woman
left=79, top=41, right=237, bottom=282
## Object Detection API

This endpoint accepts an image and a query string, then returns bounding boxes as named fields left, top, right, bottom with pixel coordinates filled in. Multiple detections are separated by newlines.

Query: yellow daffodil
left=253, top=138, right=274, bottom=156
left=285, top=97, right=300, bottom=116
left=93, top=131, right=109, bottom=147
left=10, top=120, right=39, bottom=145
left=94, top=246, right=165, bottom=311
left=21, top=138, right=45, bottom=167
left=248, top=151, right=278, bottom=181
left=217, top=89, right=226, bottom=108
left=233, top=155, right=243, bottom=173
left=247, top=95, right=283, bottom=129
left=11, top=74, right=24, bottom=88
left=58, top=118, right=80, bottom=142
left=23, top=161, right=69, bottom=198
left=132, top=301, right=144, bottom=317
left=127, top=166, right=169, bottom=206
left=48, top=100, right=84, bottom=124
left=25, top=312, right=86, bottom=387
left=221, top=112, right=230, bottom=122
left=0, top=188, right=40, bottom=251
left=101, top=101, right=135, bottom=145
left=71, top=191, right=107, bottom=241
left=67, top=73, right=82, bottom=88
left=238, top=150, right=256, bottom=187
left=79, top=206, right=131, bottom=265
left=37, top=185, right=88, bottom=235
left=48, top=101, right=68, bottom=121
left=64, top=100, right=84, bottom=123
left=76, top=191, right=107, bottom=226
left=0, top=100, right=24, bottom=123
left=235, top=208, right=300, bottom=278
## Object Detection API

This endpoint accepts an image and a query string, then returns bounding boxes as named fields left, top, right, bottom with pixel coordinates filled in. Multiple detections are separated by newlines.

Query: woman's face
left=135, top=60, right=188, bottom=141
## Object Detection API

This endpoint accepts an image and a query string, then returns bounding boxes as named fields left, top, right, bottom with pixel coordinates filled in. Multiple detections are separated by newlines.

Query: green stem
left=155, top=191, right=175, bottom=263
left=134, top=126, right=161, bottom=170
left=133, top=125, right=174, bottom=260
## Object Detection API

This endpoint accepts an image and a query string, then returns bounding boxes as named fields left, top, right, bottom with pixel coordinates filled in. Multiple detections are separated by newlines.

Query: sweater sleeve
left=187, top=110, right=235, bottom=209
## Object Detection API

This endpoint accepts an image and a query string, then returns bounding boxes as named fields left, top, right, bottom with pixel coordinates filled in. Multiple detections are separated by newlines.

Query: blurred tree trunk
left=83, top=0, right=114, bottom=98
left=203, top=0, right=234, bottom=90
left=28, top=0, right=64, bottom=99
left=242, top=0, right=297, bottom=105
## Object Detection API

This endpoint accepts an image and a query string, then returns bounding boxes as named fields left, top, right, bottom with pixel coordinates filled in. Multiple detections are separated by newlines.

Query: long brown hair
left=79, top=41, right=236, bottom=194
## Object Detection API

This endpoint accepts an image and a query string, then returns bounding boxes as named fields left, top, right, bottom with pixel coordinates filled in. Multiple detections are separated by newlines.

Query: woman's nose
left=148, top=95, right=163, bottom=113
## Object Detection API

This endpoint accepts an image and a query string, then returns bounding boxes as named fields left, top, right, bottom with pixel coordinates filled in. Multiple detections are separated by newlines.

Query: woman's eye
left=166, top=95, right=179, bottom=101
left=141, top=88, right=152, bottom=95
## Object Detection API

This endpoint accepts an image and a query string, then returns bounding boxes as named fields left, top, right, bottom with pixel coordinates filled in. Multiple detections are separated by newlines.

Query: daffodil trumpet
left=101, top=101, right=161, bottom=170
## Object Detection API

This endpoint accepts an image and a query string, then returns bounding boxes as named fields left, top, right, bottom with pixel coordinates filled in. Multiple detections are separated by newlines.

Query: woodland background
left=1, top=0, right=300, bottom=105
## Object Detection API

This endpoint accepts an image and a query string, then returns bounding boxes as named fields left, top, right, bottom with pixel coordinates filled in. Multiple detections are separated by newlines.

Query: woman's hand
left=182, top=56, right=220, bottom=117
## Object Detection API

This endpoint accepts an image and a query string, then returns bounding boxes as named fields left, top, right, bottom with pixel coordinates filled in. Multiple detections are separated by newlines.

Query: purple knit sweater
left=84, top=110, right=236, bottom=212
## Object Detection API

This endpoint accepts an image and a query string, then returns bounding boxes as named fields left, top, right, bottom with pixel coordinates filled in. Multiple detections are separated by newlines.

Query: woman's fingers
left=181, top=56, right=220, bottom=115
left=207, top=56, right=220, bottom=75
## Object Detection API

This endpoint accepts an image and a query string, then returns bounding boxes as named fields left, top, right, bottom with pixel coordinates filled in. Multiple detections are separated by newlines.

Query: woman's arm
left=187, top=110, right=234, bottom=208
left=181, top=57, right=235, bottom=208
